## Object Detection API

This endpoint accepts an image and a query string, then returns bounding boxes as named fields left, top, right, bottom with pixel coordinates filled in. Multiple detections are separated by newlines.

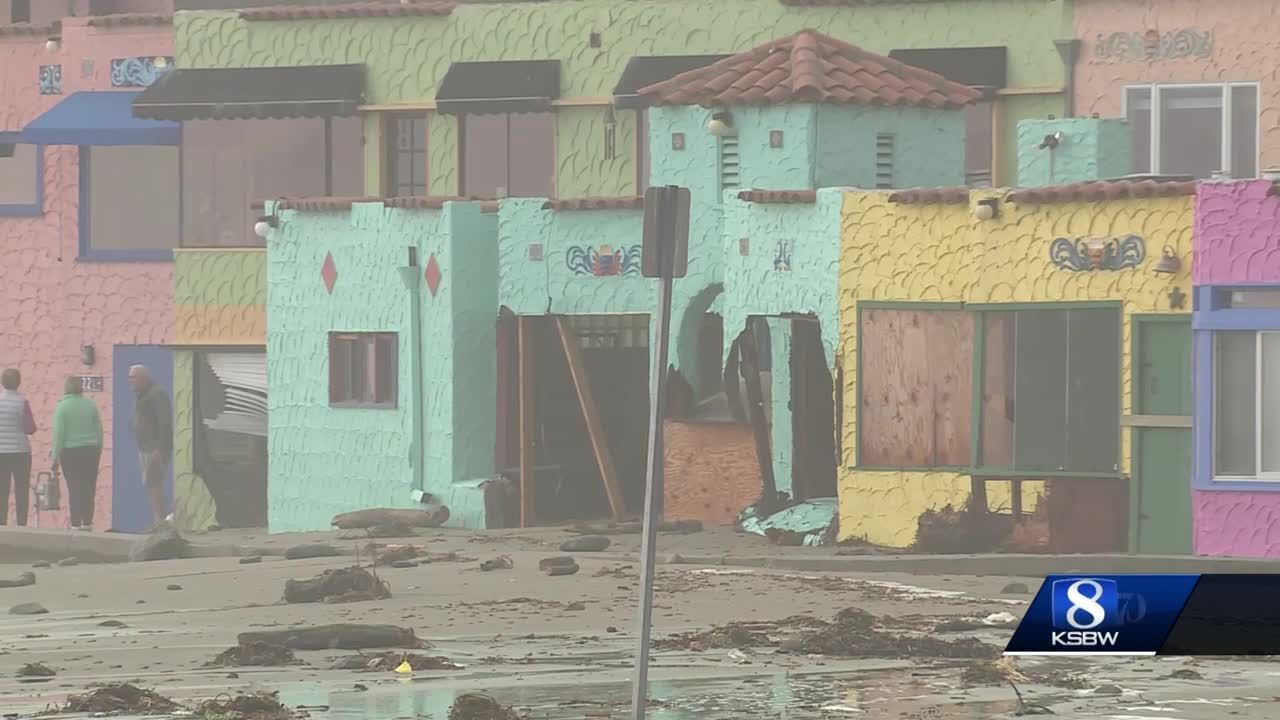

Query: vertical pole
left=518, top=316, right=537, bottom=528
left=631, top=271, right=673, bottom=720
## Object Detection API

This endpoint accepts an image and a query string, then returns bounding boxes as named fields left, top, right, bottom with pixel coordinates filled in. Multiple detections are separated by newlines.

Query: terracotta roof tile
left=84, top=12, right=172, bottom=27
left=736, top=190, right=818, bottom=204
left=541, top=196, right=644, bottom=211
left=238, top=1, right=455, bottom=21
left=1007, top=179, right=1196, bottom=204
left=887, top=188, right=970, bottom=204
left=779, top=0, right=954, bottom=5
left=638, top=29, right=980, bottom=109
left=0, top=22, right=57, bottom=37
left=273, top=196, right=381, bottom=211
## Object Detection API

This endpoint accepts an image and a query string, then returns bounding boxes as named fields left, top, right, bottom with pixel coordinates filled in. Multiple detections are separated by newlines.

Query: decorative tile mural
left=1094, top=30, right=1213, bottom=62
left=774, top=238, right=792, bottom=272
left=565, top=244, right=641, bottom=277
left=1050, top=235, right=1146, bottom=272
left=110, top=57, right=174, bottom=88
left=38, top=65, right=62, bottom=95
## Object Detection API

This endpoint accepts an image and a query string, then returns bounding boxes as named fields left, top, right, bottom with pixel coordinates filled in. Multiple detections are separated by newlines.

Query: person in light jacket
left=51, top=376, right=103, bottom=530
left=0, top=368, right=36, bottom=526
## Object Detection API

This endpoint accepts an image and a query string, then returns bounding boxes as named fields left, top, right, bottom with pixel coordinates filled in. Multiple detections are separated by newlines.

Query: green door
left=1131, top=316, right=1193, bottom=554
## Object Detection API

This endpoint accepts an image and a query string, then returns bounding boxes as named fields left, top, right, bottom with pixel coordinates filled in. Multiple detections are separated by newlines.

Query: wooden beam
left=553, top=316, right=626, bottom=521
left=517, top=317, right=537, bottom=528
left=738, top=326, right=778, bottom=513
left=1121, top=414, right=1192, bottom=429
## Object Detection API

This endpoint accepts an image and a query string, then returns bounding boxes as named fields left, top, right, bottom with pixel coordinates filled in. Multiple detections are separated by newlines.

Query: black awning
left=613, top=54, right=732, bottom=109
left=131, top=64, right=365, bottom=121
left=888, top=46, right=1007, bottom=92
left=435, top=60, right=560, bottom=115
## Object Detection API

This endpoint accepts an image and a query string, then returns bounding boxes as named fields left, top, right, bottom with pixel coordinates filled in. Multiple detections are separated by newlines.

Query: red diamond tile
left=424, top=254, right=441, bottom=297
left=321, top=252, right=337, bottom=294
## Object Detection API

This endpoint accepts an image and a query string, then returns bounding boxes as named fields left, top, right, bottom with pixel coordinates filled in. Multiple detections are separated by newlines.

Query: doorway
left=111, top=345, right=174, bottom=533
left=789, top=317, right=838, bottom=500
left=1130, top=315, right=1193, bottom=554
left=192, top=350, right=268, bottom=528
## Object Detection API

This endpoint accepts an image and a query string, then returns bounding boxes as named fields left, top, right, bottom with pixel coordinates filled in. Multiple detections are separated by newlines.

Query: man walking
left=128, top=365, right=171, bottom=528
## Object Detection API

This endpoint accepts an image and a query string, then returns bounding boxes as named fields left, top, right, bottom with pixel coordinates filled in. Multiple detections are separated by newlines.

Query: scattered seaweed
left=64, top=684, right=182, bottom=715
left=208, top=641, right=300, bottom=667
left=17, top=662, right=55, bottom=678
left=283, top=566, right=390, bottom=604
left=198, top=691, right=301, bottom=720
left=332, top=652, right=462, bottom=672
left=448, top=693, right=527, bottom=720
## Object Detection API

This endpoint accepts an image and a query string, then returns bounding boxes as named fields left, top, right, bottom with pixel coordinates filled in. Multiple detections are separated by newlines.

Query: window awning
left=435, top=60, right=560, bottom=115
left=19, top=91, right=179, bottom=146
left=613, top=54, right=732, bottom=109
left=131, top=64, right=365, bottom=121
left=887, top=46, right=1008, bottom=92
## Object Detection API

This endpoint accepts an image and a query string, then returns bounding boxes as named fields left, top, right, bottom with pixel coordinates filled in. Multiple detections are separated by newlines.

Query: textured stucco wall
left=267, top=202, right=495, bottom=532
left=766, top=317, right=793, bottom=498
left=733, top=106, right=817, bottom=190
left=1193, top=492, right=1280, bottom=558
left=1074, top=0, right=1280, bottom=170
left=174, top=0, right=1070, bottom=195
left=0, top=21, right=174, bottom=529
left=1016, top=118, right=1132, bottom=187
left=837, top=190, right=1193, bottom=547
left=815, top=106, right=966, bottom=189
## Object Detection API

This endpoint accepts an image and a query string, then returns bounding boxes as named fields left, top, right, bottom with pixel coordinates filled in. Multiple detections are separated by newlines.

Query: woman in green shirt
left=51, top=376, right=103, bottom=530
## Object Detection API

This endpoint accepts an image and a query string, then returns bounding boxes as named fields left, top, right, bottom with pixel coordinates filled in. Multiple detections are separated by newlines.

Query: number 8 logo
left=1065, top=579, right=1108, bottom=630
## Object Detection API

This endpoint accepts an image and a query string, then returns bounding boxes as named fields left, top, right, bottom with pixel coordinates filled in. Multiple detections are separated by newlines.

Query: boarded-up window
left=979, top=307, right=1121, bottom=473
left=461, top=112, right=554, bottom=198
left=858, top=307, right=974, bottom=467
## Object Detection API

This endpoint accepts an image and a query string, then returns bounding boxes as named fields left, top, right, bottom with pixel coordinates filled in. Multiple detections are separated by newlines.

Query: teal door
left=1131, top=317, right=1193, bottom=554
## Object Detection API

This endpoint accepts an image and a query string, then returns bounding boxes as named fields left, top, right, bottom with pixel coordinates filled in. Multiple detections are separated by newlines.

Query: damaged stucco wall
left=837, top=190, right=1193, bottom=547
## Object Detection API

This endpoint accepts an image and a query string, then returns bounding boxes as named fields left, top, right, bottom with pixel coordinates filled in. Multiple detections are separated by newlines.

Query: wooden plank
left=857, top=308, right=932, bottom=466
left=739, top=325, right=779, bottom=512
left=1122, top=414, right=1192, bottom=429
left=517, top=316, right=536, bottom=528
left=980, top=311, right=1015, bottom=467
left=925, top=310, right=974, bottom=466
left=553, top=316, right=626, bottom=521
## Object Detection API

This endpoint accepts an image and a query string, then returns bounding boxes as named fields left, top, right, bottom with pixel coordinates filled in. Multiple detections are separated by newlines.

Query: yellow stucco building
left=836, top=181, right=1195, bottom=550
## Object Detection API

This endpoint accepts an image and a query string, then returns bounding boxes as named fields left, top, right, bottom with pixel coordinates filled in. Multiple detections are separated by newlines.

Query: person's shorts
left=140, top=452, right=168, bottom=488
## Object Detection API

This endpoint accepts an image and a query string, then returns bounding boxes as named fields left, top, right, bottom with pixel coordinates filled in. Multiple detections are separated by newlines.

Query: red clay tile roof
left=736, top=190, right=818, bottom=204
left=0, top=22, right=57, bottom=37
left=887, top=188, right=970, bottom=204
left=541, top=196, right=644, bottom=211
left=84, top=13, right=172, bottom=27
left=638, top=29, right=980, bottom=109
left=779, top=0, right=952, bottom=5
left=267, top=195, right=472, bottom=211
left=1007, top=180, right=1196, bottom=204
left=238, top=1, right=456, bottom=21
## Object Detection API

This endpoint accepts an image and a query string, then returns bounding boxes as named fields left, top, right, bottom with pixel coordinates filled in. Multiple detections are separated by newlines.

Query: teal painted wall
left=733, top=106, right=818, bottom=190
left=267, top=201, right=495, bottom=532
left=1016, top=117, right=1132, bottom=187
left=815, top=105, right=967, bottom=188
left=766, top=317, right=793, bottom=498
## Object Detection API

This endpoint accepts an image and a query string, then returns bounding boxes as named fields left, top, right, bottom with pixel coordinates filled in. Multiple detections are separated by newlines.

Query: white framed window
left=1123, top=83, right=1259, bottom=180
left=1213, top=330, right=1280, bottom=480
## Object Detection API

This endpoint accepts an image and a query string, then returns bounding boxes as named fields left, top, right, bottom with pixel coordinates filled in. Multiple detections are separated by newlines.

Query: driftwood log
left=238, top=624, right=425, bottom=650
left=331, top=507, right=450, bottom=530
left=0, top=571, right=35, bottom=588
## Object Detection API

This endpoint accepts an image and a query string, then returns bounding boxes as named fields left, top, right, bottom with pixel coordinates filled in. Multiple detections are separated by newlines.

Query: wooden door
left=1130, top=316, right=1193, bottom=554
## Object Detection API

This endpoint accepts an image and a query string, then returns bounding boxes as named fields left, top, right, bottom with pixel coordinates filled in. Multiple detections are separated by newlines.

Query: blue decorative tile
left=110, top=56, right=174, bottom=88
left=38, top=65, right=62, bottom=95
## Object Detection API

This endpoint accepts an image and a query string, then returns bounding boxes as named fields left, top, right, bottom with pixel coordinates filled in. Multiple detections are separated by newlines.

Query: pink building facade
left=1191, top=179, right=1280, bottom=557
left=1074, top=0, right=1274, bottom=179
left=0, top=13, right=176, bottom=530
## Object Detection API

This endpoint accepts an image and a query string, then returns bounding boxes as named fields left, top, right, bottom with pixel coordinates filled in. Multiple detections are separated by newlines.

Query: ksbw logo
left=1050, top=578, right=1121, bottom=648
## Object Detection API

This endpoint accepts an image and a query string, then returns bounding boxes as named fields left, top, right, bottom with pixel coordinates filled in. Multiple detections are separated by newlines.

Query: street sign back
left=641, top=185, right=690, bottom=279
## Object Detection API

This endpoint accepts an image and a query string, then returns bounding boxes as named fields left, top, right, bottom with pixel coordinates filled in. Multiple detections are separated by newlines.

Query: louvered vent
left=875, top=133, right=895, bottom=189
left=720, top=135, right=741, bottom=190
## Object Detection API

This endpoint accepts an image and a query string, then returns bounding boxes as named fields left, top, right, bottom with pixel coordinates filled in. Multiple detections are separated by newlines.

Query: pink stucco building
left=1074, top=0, right=1274, bottom=179
left=0, top=10, right=175, bottom=531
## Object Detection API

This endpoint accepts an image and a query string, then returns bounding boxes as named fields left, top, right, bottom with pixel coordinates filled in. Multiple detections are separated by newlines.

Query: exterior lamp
left=1153, top=245, right=1182, bottom=275
left=707, top=111, right=735, bottom=137
left=154, top=56, right=169, bottom=69
left=80, top=345, right=95, bottom=367
left=253, top=215, right=278, bottom=239
left=974, top=198, right=999, bottom=221
left=45, top=38, right=60, bottom=53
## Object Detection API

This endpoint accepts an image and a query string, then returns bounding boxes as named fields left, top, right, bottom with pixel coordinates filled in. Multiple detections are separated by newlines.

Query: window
left=460, top=112, right=554, bottom=199
left=328, top=333, right=398, bottom=408
left=385, top=113, right=427, bottom=197
left=1124, top=83, right=1258, bottom=179
left=10, top=0, right=31, bottom=23
left=181, top=117, right=363, bottom=247
left=0, top=143, right=40, bottom=215
left=964, top=100, right=994, bottom=187
left=81, top=145, right=179, bottom=260
left=1214, top=331, right=1280, bottom=479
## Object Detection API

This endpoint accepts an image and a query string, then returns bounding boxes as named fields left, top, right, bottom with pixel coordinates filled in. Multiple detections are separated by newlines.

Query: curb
left=666, top=553, right=1280, bottom=577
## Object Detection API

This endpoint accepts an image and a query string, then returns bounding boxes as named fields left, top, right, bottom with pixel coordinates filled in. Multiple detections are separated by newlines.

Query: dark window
left=11, top=0, right=31, bottom=23
left=1126, top=84, right=1258, bottom=179
left=461, top=112, right=554, bottom=199
left=328, top=333, right=398, bottom=408
left=385, top=113, right=427, bottom=197
left=964, top=100, right=994, bottom=187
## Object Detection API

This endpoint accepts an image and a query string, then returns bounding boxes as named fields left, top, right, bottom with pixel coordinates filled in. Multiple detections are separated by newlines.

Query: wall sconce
left=154, top=56, right=169, bottom=70
left=253, top=214, right=278, bottom=239
left=1039, top=131, right=1063, bottom=150
left=45, top=38, right=60, bottom=53
left=80, top=345, right=95, bottom=367
left=1153, top=245, right=1182, bottom=274
left=707, top=111, right=735, bottom=137
left=974, top=198, right=1000, bottom=221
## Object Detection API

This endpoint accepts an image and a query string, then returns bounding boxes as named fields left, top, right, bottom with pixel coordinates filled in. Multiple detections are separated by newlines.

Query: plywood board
left=554, top=316, right=626, bottom=521
left=924, top=311, right=974, bottom=466
left=858, top=309, right=933, bottom=466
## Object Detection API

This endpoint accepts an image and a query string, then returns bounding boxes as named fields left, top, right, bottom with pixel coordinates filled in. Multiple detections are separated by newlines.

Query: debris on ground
left=565, top=601, right=586, bottom=611
left=1008, top=681, right=1056, bottom=715
left=9, top=601, right=47, bottom=615
left=346, top=521, right=417, bottom=539
left=539, top=556, right=579, bottom=576
left=282, top=543, right=342, bottom=560
left=935, top=612, right=1019, bottom=632
left=654, top=622, right=775, bottom=651
left=98, top=619, right=127, bottom=628
left=448, top=693, right=527, bottom=720
left=1001, top=582, right=1031, bottom=594
left=739, top=498, right=838, bottom=547
left=166, top=584, right=183, bottom=591
left=559, top=535, right=610, bottom=552
left=197, top=690, right=298, bottom=720
left=962, top=657, right=1029, bottom=686
left=284, top=566, right=390, bottom=604
left=331, top=506, right=449, bottom=530
left=912, top=503, right=1013, bottom=554
left=331, top=652, right=462, bottom=672
left=373, top=545, right=419, bottom=566
left=32, top=561, right=50, bottom=569
left=240, top=555, right=263, bottom=565
left=129, top=524, right=191, bottom=562
left=208, top=641, right=300, bottom=667
left=239, top=624, right=427, bottom=650
left=64, top=684, right=182, bottom=714
left=0, top=571, right=35, bottom=588
left=480, top=555, right=514, bottom=571
left=58, top=556, right=79, bottom=567
left=565, top=520, right=702, bottom=535
left=1170, top=667, right=1203, bottom=680
left=16, top=661, right=55, bottom=677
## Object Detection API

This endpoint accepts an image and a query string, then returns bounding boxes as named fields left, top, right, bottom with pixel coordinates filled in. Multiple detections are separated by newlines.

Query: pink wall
left=0, top=18, right=174, bottom=529
left=1074, top=0, right=1280, bottom=171
left=1193, top=179, right=1280, bottom=285
left=1194, top=493, right=1280, bottom=558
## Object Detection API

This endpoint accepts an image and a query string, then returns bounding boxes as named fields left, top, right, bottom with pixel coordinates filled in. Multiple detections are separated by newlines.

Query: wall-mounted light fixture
left=253, top=214, right=278, bottom=239
left=154, top=56, right=169, bottom=70
left=1039, top=131, right=1063, bottom=150
left=45, top=38, right=60, bottom=53
left=974, top=198, right=1000, bottom=221
left=707, top=110, right=735, bottom=137
left=1153, top=245, right=1182, bottom=274
left=80, top=345, right=95, bottom=367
